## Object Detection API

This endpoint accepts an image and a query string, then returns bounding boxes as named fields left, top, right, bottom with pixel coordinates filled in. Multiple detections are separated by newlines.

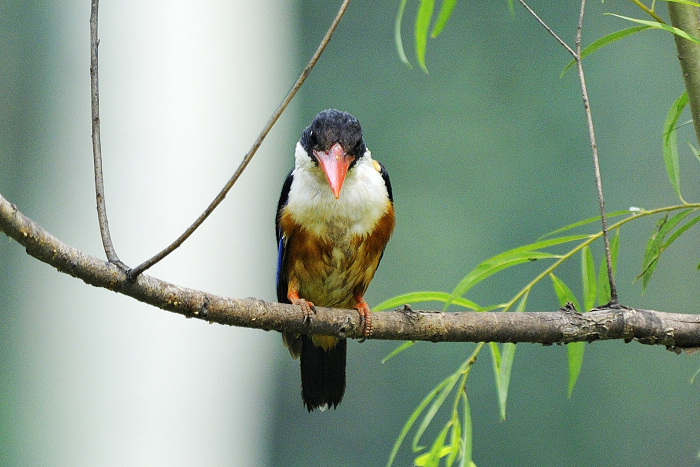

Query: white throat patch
left=286, top=142, right=389, bottom=239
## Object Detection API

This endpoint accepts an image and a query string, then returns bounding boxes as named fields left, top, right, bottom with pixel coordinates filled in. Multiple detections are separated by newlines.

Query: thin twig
left=127, top=0, right=353, bottom=280
left=519, top=0, right=618, bottom=304
left=631, top=0, right=666, bottom=24
left=518, top=0, right=576, bottom=57
left=90, top=0, right=125, bottom=269
left=574, top=0, right=617, bottom=304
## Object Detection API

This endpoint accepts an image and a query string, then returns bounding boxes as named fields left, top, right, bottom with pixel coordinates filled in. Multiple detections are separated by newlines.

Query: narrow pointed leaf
left=550, top=273, right=584, bottom=396
left=415, top=0, right=435, bottom=73
left=539, top=211, right=629, bottom=239
left=490, top=341, right=501, bottom=371
left=449, top=235, right=589, bottom=302
left=638, top=210, right=700, bottom=289
left=382, top=341, right=416, bottom=364
left=417, top=422, right=452, bottom=467
left=446, top=414, right=461, bottom=467
left=691, top=367, right=700, bottom=385
left=549, top=273, right=581, bottom=314
left=460, top=392, right=473, bottom=467
left=608, top=14, right=700, bottom=45
left=566, top=341, right=585, bottom=398
left=639, top=214, right=668, bottom=288
left=387, top=376, right=450, bottom=467
left=597, top=229, right=620, bottom=304
left=638, top=210, right=692, bottom=289
left=663, top=212, right=700, bottom=248
left=431, top=0, right=457, bottom=37
left=395, top=0, right=412, bottom=67
left=412, top=373, right=460, bottom=452
left=688, top=140, right=700, bottom=163
left=561, top=26, right=651, bottom=76
left=495, top=342, right=516, bottom=421
left=374, top=292, right=480, bottom=312
left=662, top=91, right=688, bottom=203
left=490, top=292, right=527, bottom=420
left=581, top=246, right=597, bottom=312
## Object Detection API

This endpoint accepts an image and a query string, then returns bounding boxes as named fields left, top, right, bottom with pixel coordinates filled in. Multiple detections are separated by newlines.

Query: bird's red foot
left=355, top=296, right=373, bottom=338
left=289, top=291, right=316, bottom=324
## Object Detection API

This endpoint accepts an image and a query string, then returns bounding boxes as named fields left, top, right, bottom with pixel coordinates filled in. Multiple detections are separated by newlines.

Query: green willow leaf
left=493, top=342, right=516, bottom=421
left=638, top=209, right=699, bottom=290
left=549, top=273, right=584, bottom=397
left=412, top=373, right=460, bottom=452
left=539, top=210, right=630, bottom=239
left=639, top=214, right=668, bottom=286
left=415, top=0, right=435, bottom=73
left=382, top=341, right=416, bottom=364
left=549, top=273, right=581, bottom=314
left=490, top=291, right=527, bottom=420
left=387, top=375, right=452, bottom=467
left=608, top=14, right=700, bottom=45
left=597, top=229, right=620, bottom=305
left=688, top=140, right=700, bottom=163
left=663, top=212, right=700, bottom=248
left=374, top=292, right=480, bottom=312
left=662, top=91, right=688, bottom=203
left=460, top=392, right=473, bottom=467
left=395, top=0, right=412, bottom=67
left=449, top=235, right=590, bottom=303
left=581, top=246, right=597, bottom=312
left=561, top=26, right=651, bottom=76
left=417, top=422, right=452, bottom=467
left=431, top=0, right=457, bottom=38
left=446, top=413, right=461, bottom=467
left=567, top=341, right=585, bottom=398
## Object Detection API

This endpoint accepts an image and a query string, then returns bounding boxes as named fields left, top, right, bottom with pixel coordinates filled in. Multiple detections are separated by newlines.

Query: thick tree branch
left=2, top=192, right=699, bottom=351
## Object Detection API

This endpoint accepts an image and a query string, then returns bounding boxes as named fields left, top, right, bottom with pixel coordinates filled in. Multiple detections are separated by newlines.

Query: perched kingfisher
left=276, top=109, right=395, bottom=411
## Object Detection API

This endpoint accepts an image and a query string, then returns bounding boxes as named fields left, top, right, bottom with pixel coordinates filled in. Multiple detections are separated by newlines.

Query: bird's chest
left=283, top=199, right=385, bottom=307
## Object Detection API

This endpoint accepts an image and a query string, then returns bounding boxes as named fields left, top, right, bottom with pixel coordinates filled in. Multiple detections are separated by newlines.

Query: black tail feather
left=299, top=336, right=347, bottom=411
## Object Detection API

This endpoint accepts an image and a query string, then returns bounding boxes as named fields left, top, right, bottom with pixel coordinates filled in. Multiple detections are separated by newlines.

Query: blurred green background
left=2, top=1, right=699, bottom=466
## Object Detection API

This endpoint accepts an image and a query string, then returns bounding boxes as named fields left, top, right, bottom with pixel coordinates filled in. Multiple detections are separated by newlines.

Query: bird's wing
left=276, top=170, right=294, bottom=304
left=374, top=159, right=393, bottom=203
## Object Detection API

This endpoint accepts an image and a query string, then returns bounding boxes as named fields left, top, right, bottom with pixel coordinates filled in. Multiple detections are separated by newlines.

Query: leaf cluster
left=383, top=1, right=700, bottom=465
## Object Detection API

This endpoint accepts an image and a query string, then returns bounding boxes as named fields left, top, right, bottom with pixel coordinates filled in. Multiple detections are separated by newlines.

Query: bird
left=275, top=109, right=395, bottom=411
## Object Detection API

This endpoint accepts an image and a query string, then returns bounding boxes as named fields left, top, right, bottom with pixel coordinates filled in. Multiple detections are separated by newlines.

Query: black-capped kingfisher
left=276, top=109, right=395, bottom=411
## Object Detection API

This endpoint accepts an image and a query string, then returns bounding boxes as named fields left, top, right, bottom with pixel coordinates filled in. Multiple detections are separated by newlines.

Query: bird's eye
left=354, top=140, right=364, bottom=154
left=308, top=131, right=318, bottom=147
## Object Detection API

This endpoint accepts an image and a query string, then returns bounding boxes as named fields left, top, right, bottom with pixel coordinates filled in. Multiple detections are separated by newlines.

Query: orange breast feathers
left=279, top=202, right=394, bottom=309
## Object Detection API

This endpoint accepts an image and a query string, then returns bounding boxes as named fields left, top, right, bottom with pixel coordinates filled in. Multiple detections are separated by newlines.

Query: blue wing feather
left=276, top=170, right=294, bottom=304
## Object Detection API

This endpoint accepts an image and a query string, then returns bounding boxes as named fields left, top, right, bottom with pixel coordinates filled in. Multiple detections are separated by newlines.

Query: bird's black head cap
left=300, top=109, right=366, bottom=159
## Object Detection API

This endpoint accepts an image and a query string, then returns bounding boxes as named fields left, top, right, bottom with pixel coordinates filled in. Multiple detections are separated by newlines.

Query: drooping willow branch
left=2, top=192, right=699, bottom=352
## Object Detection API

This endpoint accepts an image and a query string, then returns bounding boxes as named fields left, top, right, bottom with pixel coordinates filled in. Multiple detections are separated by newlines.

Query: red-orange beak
left=314, top=142, right=354, bottom=199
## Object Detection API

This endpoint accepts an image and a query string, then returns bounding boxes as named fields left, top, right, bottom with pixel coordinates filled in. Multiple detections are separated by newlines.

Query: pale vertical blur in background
left=2, top=1, right=700, bottom=466
left=1, top=2, right=293, bottom=465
